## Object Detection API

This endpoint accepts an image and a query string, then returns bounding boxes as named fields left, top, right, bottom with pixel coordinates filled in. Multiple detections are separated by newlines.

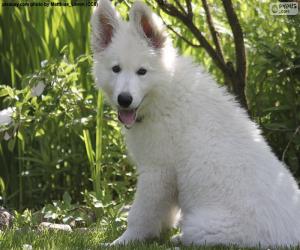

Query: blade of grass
left=82, top=129, right=95, bottom=183
left=95, top=90, right=104, bottom=200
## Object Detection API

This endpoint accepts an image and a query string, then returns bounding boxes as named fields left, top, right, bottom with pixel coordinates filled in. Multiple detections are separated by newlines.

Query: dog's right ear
left=91, top=0, right=119, bottom=53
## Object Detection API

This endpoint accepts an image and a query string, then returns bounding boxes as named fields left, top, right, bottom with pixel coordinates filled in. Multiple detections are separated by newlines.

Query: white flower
left=41, top=60, right=48, bottom=68
left=31, top=81, right=45, bottom=97
left=0, top=107, right=14, bottom=126
left=22, top=244, right=33, bottom=250
left=4, top=132, right=10, bottom=141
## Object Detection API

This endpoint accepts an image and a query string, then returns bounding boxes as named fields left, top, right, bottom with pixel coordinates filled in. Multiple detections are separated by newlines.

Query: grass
left=1, top=226, right=297, bottom=250
left=0, top=230, right=251, bottom=250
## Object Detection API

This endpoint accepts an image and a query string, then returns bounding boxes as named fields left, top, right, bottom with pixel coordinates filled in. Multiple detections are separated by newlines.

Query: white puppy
left=91, top=0, right=300, bottom=247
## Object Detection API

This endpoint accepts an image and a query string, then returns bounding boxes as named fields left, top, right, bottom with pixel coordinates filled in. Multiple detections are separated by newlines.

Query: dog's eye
left=136, top=68, right=147, bottom=76
left=112, top=65, right=121, bottom=73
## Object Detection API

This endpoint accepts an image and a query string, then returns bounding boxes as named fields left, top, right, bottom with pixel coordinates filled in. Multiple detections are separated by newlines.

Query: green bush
left=0, top=53, right=135, bottom=209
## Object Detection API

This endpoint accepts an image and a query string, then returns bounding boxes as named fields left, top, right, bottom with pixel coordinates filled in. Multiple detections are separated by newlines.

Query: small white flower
left=31, top=81, right=45, bottom=97
left=41, top=60, right=48, bottom=68
left=4, top=132, right=10, bottom=141
left=0, top=107, right=14, bottom=126
left=22, top=244, right=33, bottom=250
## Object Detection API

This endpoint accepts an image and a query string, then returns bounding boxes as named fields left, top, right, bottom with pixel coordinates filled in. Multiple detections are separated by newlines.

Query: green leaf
left=263, top=105, right=290, bottom=112
left=17, top=130, right=24, bottom=141
left=0, top=88, right=9, bottom=97
left=35, top=128, right=45, bottom=137
left=8, top=137, right=16, bottom=152
left=63, top=192, right=72, bottom=205
left=0, top=177, right=5, bottom=194
left=264, top=123, right=289, bottom=130
left=0, top=86, right=14, bottom=98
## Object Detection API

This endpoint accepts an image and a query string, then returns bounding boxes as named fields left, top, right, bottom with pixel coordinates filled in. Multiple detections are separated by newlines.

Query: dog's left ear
left=130, top=1, right=167, bottom=49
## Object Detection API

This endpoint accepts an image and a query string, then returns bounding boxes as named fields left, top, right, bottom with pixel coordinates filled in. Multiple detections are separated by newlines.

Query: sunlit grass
left=0, top=227, right=264, bottom=250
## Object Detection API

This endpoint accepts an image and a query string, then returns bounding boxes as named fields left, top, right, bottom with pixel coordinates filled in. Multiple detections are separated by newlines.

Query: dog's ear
left=91, top=0, right=119, bottom=53
left=130, top=1, right=167, bottom=49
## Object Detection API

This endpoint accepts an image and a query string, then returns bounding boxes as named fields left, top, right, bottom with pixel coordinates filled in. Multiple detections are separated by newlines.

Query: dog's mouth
left=118, top=109, right=137, bottom=127
left=117, top=97, right=146, bottom=128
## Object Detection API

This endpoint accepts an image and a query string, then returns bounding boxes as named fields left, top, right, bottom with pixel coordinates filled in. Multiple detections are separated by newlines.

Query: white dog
left=91, top=0, right=300, bottom=247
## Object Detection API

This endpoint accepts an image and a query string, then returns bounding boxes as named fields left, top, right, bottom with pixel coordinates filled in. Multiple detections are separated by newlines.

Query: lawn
left=0, top=227, right=261, bottom=250
left=1, top=224, right=298, bottom=250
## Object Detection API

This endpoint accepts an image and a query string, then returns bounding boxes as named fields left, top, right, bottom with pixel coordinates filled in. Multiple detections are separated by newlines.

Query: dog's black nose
left=118, top=92, right=133, bottom=108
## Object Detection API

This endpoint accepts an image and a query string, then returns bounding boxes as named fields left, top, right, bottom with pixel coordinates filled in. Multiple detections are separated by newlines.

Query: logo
left=270, top=2, right=298, bottom=15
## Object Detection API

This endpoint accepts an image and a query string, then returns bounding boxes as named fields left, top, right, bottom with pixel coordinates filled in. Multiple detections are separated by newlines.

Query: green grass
left=0, top=230, right=243, bottom=250
left=0, top=227, right=296, bottom=250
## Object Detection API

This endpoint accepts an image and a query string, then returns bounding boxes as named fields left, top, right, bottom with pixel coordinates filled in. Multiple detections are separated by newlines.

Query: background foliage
left=0, top=0, right=299, bottom=214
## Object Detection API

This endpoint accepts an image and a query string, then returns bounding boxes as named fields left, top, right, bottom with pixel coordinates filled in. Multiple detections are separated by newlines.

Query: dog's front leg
left=111, top=167, right=177, bottom=245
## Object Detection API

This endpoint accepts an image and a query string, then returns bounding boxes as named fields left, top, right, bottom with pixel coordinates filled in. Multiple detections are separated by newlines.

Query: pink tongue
left=118, top=110, right=136, bottom=126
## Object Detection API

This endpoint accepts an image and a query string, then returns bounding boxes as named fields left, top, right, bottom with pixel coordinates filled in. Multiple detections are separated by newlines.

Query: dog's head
left=91, top=0, right=174, bottom=127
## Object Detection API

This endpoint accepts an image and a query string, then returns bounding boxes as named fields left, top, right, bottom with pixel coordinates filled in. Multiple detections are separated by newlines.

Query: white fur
left=91, top=0, right=300, bottom=247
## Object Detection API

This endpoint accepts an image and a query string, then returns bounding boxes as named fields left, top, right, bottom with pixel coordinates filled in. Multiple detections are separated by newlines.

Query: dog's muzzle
left=117, top=96, right=146, bottom=128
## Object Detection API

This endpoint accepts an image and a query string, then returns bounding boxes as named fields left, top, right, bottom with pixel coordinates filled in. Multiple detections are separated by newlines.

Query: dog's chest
left=123, top=122, right=179, bottom=169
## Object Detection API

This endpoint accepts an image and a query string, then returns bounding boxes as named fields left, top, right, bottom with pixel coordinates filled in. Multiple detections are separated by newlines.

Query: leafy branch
left=153, top=0, right=248, bottom=110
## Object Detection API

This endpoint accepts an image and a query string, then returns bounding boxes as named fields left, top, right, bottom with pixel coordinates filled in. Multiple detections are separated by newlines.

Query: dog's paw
left=99, top=243, right=111, bottom=247
left=110, top=237, right=127, bottom=246
left=110, top=231, right=137, bottom=246
left=111, top=227, right=159, bottom=246
left=99, top=241, right=126, bottom=248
